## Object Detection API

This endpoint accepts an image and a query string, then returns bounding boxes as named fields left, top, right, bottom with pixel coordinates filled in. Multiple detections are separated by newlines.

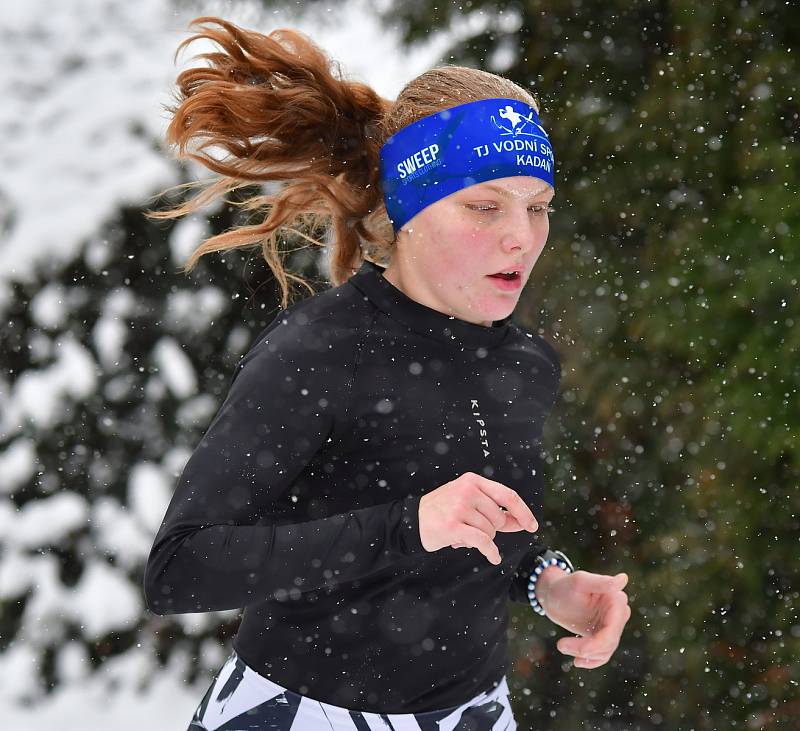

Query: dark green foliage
left=357, top=0, right=799, bottom=728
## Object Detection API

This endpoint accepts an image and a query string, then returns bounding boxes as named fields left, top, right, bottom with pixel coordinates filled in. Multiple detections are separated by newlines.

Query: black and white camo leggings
left=187, top=650, right=518, bottom=730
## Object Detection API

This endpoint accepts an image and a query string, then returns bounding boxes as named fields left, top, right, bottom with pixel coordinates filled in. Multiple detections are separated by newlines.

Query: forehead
left=466, top=178, right=554, bottom=198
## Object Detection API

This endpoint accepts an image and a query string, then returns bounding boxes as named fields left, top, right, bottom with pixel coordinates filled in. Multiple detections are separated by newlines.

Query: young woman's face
left=384, top=176, right=555, bottom=326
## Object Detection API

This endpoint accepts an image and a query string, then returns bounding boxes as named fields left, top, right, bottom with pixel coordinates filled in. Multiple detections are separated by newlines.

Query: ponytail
left=145, top=16, right=392, bottom=306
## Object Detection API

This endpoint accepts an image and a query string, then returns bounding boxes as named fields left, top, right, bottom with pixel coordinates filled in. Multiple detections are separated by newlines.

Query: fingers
left=473, top=475, right=538, bottom=531
left=572, top=655, right=609, bottom=668
left=471, top=489, right=517, bottom=534
left=492, top=505, right=534, bottom=533
left=561, top=644, right=613, bottom=668
left=558, top=633, right=612, bottom=667
left=459, top=491, right=502, bottom=539
left=456, top=485, right=528, bottom=564
left=459, top=523, right=502, bottom=565
left=591, top=599, right=631, bottom=647
left=579, top=593, right=630, bottom=651
left=557, top=597, right=631, bottom=667
left=445, top=473, right=540, bottom=564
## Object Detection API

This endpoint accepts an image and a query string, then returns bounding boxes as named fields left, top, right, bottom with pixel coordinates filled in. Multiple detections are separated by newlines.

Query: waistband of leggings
left=231, top=649, right=510, bottom=717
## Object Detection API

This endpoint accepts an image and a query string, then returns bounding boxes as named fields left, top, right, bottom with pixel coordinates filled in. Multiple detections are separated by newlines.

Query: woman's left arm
left=536, top=567, right=632, bottom=669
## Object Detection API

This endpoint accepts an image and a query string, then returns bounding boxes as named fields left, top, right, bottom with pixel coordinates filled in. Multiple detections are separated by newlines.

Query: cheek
left=458, top=232, right=497, bottom=282
left=432, top=219, right=495, bottom=274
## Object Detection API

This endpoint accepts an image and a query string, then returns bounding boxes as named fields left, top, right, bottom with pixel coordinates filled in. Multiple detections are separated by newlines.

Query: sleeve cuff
left=396, top=494, right=426, bottom=556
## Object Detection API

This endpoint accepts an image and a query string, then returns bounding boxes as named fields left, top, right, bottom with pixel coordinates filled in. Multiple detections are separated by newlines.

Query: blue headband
left=379, top=97, right=555, bottom=233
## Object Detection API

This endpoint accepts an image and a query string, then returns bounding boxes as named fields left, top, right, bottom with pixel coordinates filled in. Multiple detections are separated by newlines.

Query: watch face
left=555, top=550, right=575, bottom=572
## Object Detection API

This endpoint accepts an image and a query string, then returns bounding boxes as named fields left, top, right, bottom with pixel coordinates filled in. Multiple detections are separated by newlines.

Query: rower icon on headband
left=495, top=105, right=548, bottom=138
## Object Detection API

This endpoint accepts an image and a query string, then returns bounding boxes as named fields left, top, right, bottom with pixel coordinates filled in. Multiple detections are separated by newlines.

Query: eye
left=466, top=204, right=555, bottom=215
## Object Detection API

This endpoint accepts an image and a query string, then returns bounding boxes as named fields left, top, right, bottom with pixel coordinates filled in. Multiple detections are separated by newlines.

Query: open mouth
left=486, top=270, right=523, bottom=291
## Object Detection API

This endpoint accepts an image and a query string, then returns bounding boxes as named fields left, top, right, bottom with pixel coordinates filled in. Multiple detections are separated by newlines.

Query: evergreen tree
left=331, top=0, right=798, bottom=727
left=0, top=181, right=321, bottom=698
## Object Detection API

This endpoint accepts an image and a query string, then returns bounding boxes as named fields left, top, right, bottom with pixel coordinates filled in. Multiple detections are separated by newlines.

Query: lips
left=486, top=271, right=523, bottom=290
left=487, top=270, right=522, bottom=280
left=489, top=266, right=523, bottom=276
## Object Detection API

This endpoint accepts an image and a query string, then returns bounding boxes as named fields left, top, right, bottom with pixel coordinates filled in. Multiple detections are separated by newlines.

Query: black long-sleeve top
left=143, top=259, right=562, bottom=714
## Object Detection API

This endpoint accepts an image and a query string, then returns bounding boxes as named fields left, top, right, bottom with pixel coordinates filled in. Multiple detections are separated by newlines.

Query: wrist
left=535, top=564, right=568, bottom=610
left=526, top=549, right=575, bottom=616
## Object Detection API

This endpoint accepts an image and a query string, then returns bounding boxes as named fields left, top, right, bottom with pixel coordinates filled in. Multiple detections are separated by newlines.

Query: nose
left=498, top=205, right=547, bottom=253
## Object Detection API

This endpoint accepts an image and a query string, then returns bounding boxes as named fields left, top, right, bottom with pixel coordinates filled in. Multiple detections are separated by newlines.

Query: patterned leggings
left=187, top=650, right=518, bottom=730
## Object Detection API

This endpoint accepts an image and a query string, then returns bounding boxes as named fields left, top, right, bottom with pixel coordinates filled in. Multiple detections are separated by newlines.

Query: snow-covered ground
left=0, top=0, right=485, bottom=726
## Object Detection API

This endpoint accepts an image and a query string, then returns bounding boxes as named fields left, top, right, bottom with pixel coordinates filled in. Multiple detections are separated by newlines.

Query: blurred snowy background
left=1, top=0, right=797, bottom=729
left=0, top=0, right=469, bottom=727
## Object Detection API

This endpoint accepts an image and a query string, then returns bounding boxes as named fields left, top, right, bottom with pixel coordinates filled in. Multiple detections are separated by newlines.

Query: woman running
left=143, top=16, right=631, bottom=730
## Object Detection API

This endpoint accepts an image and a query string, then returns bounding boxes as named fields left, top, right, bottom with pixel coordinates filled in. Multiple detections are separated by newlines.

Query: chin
left=485, top=307, right=515, bottom=324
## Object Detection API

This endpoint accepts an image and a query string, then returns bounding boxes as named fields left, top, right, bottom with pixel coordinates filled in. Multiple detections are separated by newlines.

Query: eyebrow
left=480, top=183, right=555, bottom=199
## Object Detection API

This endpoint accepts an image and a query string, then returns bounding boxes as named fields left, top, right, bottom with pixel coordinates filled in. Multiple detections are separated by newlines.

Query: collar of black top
left=347, top=259, right=513, bottom=350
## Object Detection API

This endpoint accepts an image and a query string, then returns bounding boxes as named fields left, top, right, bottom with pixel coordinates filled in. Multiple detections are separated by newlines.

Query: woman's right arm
left=142, top=319, right=426, bottom=615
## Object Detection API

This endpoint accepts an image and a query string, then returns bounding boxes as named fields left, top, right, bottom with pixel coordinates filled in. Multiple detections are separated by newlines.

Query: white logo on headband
left=396, top=143, right=442, bottom=181
left=492, top=105, right=547, bottom=138
left=472, top=103, right=554, bottom=171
